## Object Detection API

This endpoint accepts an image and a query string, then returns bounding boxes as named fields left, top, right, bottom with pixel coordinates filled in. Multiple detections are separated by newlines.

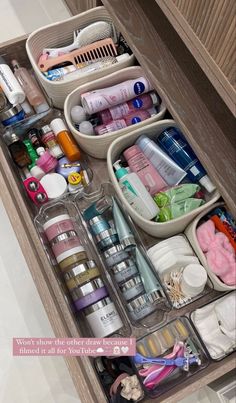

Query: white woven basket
left=26, top=6, right=135, bottom=109
left=185, top=203, right=235, bottom=291
left=107, top=120, right=220, bottom=238
left=64, top=66, right=166, bottom=159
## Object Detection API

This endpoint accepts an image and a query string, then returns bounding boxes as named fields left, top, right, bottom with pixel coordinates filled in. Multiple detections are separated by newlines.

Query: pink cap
left=123, top=145, right=142, bottom=161
left=36, top=150, right=58, bottom=173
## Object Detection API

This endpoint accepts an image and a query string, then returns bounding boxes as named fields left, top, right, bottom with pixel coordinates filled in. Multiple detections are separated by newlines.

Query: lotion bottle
left=12, top=60, right=49, bottom=113
left=113, top=160, right=159, bottom=220
left=0, top=56, right=25, bottom=105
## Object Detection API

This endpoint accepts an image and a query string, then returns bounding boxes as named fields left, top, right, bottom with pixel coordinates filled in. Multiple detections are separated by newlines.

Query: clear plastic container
left=34, top=198, right=131, bottom=338
left=74, top=182, right=171, bottom=329
left=190, top=292, right=236, bottom=361
left=132, top=317, right=209, bottom=398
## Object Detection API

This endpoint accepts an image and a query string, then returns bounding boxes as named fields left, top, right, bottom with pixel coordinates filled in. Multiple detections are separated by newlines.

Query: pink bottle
left=98, top=92, right=160, bottom=124
left=36, top=147, right=58, bottom=173
left=123, top=145, right=167, bottom=195
left=94, top=108, right=156, bottom=135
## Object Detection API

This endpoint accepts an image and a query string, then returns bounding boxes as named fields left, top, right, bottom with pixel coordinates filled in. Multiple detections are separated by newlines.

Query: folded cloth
left=215, top=292, right=236, bottom=331
left=193, top=305, right=234, bottom=359
left=197, top=220, right=236, bottom=285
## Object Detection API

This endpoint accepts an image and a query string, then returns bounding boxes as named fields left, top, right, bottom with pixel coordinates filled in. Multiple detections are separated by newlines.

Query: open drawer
left=0, top=6, right=235, bottom=403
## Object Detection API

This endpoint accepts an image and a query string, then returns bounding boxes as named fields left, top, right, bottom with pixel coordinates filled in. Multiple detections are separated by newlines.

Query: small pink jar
left=36, top=147, right=58, bottom=173
left=43, top=214, right=76, bottom=242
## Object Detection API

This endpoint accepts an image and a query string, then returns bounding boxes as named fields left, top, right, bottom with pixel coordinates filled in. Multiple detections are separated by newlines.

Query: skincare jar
left=71, top=278, right=105, bottom=301
left=120, top=276, right=144, bottom=301
left=89, top=215, right=110, bottom=235
left=64, top=261, right=100, bottom=290
left=112, top=259, right=138, bottom=283
left=84, top=297, right=123, bottom=337
left=0, top=104, right=25, bottom=126
left=127, top=294, right=157, bottom=321
left=104, top=244, right=129, bottom=267
left=74, top=284, right=108, bottom=311
left=59, top=250, right=89, bottom=272
left=43, top=214, right=76, bottom=242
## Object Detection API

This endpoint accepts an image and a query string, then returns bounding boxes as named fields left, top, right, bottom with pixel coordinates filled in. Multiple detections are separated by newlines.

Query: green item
left=157, top=198, right=205, bottom=222
left=23, top=139, right=38, bottom=169
left=154, top=183, right=200, bottom=208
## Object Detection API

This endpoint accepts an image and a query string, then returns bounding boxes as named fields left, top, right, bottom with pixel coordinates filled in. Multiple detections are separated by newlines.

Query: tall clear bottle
left=12, top=60, right=49, bottom=113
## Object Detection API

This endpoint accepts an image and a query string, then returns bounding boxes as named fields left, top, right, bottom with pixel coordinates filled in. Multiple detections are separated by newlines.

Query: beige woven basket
left=64, top=66, right=166, bottom=159
left=26, top=6, right=135, bottom=109
left=107, top=120, right=220, bottom=238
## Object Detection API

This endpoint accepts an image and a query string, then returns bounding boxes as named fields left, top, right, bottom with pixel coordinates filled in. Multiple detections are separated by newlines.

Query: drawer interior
left=0, top=16, right=235, bottom=403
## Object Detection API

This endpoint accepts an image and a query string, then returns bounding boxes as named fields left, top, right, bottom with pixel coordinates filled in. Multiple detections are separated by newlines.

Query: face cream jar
left=97, top=235, right=120, bottom=251
left=51, top=234, right=83, bottom=261
left=112, top=259, right=138, bottom=283
left=89, top=215, right=110, bottom=236
left=120, top=276, right=144, bottom=301
left=127, top=294, right=156, bottom=320
left=84, top=297, right=123, bottom=337
left=103, top=244, right=129, bottom=267
left=71, top=278, right=105, bottom=301
left=56, top=245, right=86, bottom=265
left=74, top=284, right=108, bottom=311
left=64, top=261, right=100, bottom=290
left=59, top=250, right=89, bottom=272
left=43, top=214, right=76, bottom=242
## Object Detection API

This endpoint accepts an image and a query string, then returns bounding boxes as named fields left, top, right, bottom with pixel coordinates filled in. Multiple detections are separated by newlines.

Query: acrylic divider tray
left=74, top=182, right=171, bottom=329
left=147, top=234, right=214, bottom=309
left=34, top=197, right=131, bottom=338
left=190, top=291, right=236, bottom=361
left=2, top=109, right=93, bottom=209
left=132, top=317, right=209, bottom=399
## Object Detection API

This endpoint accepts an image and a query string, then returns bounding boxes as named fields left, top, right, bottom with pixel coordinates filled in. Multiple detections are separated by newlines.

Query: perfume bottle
left=8, top=133, right=32, bottom=168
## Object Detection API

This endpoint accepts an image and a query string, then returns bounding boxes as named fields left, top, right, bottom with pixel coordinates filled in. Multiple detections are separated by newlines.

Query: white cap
left=30, top=165, right=45, bottom=180
left=34, top=102, right=49, bottom=114
left=50, top=118, right=68, bottom=135
left=150, top=92, right=160, bottom=106
left=50, top=144, right=64, bottom=159
left=36, top=147, right=45, bottom=156
left=40, top=173, right=67, bottom=199
left=20, top=100, right=33, bottom=115
left=199, top=175, right=216, bottom=193
left=116, top=53, right=130, bottom=62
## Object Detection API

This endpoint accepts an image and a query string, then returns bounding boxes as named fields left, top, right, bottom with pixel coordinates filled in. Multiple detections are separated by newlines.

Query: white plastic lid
left=199, top=175, right=216, bottom=193
left=30, top=165, right=45, bottom=180
left=20, top=100, right=33, bottom=114
left=43, top=214, right=71, bottom=230
left=34, top=102, right=49, bottom=114
left=36, top=147, right=45, bottom=156
left=150, top=92, right=160, bottom=106
left=50, top=118, right=68, bottom=135
left=40, top=173, right=67, bottom=199
left=116, top=53, right=130, bottom=63
left=50, top=144, right=64, bottom=159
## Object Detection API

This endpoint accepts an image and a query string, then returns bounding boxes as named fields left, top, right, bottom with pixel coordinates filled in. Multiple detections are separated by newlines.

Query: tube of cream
left=136, top=135, right=186, bottom=186
left=154, top=183, right=200, bottom=208
left=157, top=198, right=205, bottom=222
left=135, top=246, right=162, bottom=295
left=112, top=197, right=136, bottom=250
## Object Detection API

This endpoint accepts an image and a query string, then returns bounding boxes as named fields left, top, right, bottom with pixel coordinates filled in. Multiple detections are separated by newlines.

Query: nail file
left=39, top=38, right=117, bottom=72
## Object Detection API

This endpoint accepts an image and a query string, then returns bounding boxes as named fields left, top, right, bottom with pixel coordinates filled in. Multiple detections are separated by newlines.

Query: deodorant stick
left=81, top=76, right=153, bottom=114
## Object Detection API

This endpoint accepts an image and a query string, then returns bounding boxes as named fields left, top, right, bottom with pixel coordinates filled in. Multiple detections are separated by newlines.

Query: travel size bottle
left=12, top=60, right=49, bottom=113
left=50, top=118, right=81, bottom=162
left=8, top=134, right=32, bottom=168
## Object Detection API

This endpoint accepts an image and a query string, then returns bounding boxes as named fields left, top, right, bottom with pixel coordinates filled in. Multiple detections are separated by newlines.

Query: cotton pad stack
left=147, top=235, right=208, bottom=306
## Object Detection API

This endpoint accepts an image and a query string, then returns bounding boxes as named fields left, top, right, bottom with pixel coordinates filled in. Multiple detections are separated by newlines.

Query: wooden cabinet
left=0, top=2, right=235, bottom=402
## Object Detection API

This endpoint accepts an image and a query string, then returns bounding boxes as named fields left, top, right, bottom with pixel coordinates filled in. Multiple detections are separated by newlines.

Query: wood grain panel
left=164, top=0, right=236, bottom=114
left=102, top=0, right=236, bottom=214
left=63, top=0, right=102, bottom=15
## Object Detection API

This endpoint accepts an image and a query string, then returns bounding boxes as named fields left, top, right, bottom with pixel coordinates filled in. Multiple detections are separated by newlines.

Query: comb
left=38, top=38, right=117, bottom=72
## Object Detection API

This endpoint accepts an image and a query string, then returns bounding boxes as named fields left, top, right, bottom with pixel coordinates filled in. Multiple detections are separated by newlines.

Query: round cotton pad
left=181, top=264, right=207, bottom=297
left=40, top=173, right=67, bottom=200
